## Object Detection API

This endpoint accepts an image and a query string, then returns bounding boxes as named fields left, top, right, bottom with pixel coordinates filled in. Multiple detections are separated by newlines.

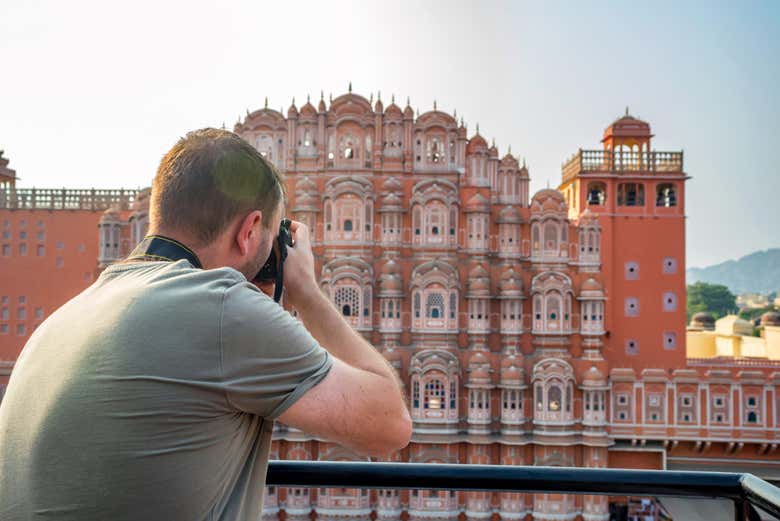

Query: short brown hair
left=150, top=128, right=286, bottom=246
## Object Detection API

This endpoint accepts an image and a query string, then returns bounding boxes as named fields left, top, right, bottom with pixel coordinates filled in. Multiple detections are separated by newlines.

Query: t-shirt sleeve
left=219, top=282, right=333, bottom=419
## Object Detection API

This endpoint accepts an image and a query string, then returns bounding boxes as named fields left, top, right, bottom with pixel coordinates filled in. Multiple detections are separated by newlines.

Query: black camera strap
left=127, top=235, right=203, bottom=269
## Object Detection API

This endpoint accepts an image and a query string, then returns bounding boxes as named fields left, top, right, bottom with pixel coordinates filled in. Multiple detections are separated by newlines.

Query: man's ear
left=235, top=210, right=263, bottom=257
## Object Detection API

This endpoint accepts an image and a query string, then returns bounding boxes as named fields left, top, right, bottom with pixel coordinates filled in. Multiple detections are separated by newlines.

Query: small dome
left=500, top=153, right=519, bottom=167
left=381, top=258, right=401, bottom=275
left=374, top=99, right=384, bottom=113
left=383, top=347, right=402, bottom=364
left=294, top=192, right=317, bottom=208
left=581, top=278, right=602, bottom=292
left=690, top=312, right=715, bottom=330
left=469, top=264, right=489, bottom=280
left=299, top=100, right=317, bottom=118
left=382, top=177, right=402, bottom=191
left=603, top=110, right=653, bottom=142
left=582, top=365, right=606, bottom=387
left=403, top=103, right=414, bottom=118
left=465, top=192, right=490, bottom=212
left=761, top=311, right=780, bottom=327
left=488, top=145, right=499, bottom=157
left=380, top=276, right=402, bottom=292
left=578, top=208, right=599, bottom=226
left=384, top=102, right=402, bottom=118
left=296, top=176, right=317, bottom=193
left=499, top=268, right=523, bottom=293
left=497, top=205, right=522, bottom=224
left=100, top=207, right=120, bottom=223
left=532, top=188, right=565, bottom=205
left=469, top=351, right=490, bottom=366
left=715, top=315, right=753, bottom=336
left=469, top=366, right=490, bottom=382
left=466, top=134, right=488, bottom=154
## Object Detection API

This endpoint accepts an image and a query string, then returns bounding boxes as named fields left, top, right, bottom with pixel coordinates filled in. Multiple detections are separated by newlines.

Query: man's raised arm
left=276, top=221, right=412, bottom=457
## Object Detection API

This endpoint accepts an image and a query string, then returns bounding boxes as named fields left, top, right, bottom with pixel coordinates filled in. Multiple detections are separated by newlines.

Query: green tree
left=687, top=281, right=737, bottom=320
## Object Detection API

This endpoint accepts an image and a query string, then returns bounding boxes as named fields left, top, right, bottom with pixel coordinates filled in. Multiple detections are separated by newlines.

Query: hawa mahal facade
left=2, top=90, right=780, bottom=520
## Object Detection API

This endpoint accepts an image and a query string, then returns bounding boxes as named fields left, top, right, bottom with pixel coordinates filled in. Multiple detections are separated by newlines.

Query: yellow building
left=687, top=311, right=780, bottom=360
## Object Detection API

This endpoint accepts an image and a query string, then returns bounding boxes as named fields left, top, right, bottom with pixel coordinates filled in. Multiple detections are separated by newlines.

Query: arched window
left=339, top=135, right=359, bottom=161
left=303, top=129, right=312, bottom=147
left=334, top=286, right=359, bottom=317
left=617, top=183, right=645, bottom=206
left=548, top=385, right=562, bottom=412
left=543, top=222, right=558, bottom=253
left=587, top=182, right=606, bottom=205
left=424, top=379, right=445, bottom=409
left=414, top=292, right=421, bottom=318
left=424, top=201, right=447, bottom=244
left=427, top=136, right=444, bottom=163
left=343, top=219, right=353, bottom=231
left=532, top=224, right=540, bottom=253
left=426, top=292, right=444, bottom=318
left=656, top=183, right=677, bottom=207
left=413, top=381, right=420, bottom=408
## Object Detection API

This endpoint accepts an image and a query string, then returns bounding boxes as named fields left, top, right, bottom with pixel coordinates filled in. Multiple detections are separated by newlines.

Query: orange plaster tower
left=559, top=110, right=688, bottom=372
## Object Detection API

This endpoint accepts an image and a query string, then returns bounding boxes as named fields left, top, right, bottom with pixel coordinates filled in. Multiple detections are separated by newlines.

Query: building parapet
left=561, top=149, right=684, bottom=183
left=0, top=188, right=137, bottom=211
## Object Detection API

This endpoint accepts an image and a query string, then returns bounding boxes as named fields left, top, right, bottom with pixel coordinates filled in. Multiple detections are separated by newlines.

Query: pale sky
left=1, top=0, right=778, bottom=268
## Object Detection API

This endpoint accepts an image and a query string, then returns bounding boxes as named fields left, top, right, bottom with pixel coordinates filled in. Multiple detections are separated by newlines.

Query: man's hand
left=282, top=220, right=319, bottom=309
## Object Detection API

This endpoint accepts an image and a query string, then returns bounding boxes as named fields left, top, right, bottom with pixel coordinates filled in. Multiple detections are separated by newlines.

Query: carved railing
left=562, top=150, right=684, bottom=182
left=0, top=188, right=137, bottom=211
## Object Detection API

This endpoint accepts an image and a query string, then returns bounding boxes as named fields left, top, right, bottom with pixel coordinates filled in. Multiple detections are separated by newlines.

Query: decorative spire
left=406, top=96, right=410, bottom=106
left=508, top=145, right=512, bottom=154
left=329, top=93, right=333, bottom=103
left=377, top=90, right=381, bottom=101
left=221, top=121, right=226, bottom=130
left=416, top=108, right=419, bottom=117
left=391, top=93, right=395, bottom=104
left=264, top=96, right=268, bottom=109
left=320, top=90, right=324, bottom=100
left=492, top=137, right=496, bottom=148
left=453, top=108, right=457, bottom=119
left=476, top=123, right=480, bottom=134
left=460, top=117, right=465, bottom=127
left=523, top=157, right=526, bottom=168
left=307, top=93, right=310, bottom=103
left=348, top=81, right=352, bottom=93
left=625, top=106, right=629, bottom=116
left=246, top=108, right=249, bottom=116
left=292, top=96, right=296, bottom=106
left=369, top=92, right=373, bottom=104
left=433, top=100, right=437, bottom=110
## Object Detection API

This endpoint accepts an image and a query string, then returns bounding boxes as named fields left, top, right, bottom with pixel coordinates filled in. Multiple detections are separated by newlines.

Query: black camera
left=253, top=218, right=293, bottom=302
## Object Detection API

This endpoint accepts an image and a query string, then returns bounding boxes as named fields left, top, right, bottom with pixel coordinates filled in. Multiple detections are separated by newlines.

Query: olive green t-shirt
left=0, top=260, right=333, bottom=521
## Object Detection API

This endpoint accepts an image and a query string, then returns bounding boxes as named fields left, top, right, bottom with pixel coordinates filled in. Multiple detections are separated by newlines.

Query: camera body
left=253, top=218, right=293, bottom=302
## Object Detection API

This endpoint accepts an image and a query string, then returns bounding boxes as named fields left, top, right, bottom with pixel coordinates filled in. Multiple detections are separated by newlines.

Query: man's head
left=149, top=128, right=286, bottom=278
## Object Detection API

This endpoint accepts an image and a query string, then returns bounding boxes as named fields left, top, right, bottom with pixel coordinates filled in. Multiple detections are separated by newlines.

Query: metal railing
left=267, top=461, right=780, bottom=521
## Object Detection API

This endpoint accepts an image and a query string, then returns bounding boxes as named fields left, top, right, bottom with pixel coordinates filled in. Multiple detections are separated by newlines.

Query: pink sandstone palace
left=2, top=89, right=780, bottom=520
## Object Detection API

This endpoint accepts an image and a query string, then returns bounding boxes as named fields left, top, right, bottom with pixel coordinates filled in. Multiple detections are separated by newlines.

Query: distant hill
left=687, top=248, right=780, bottom=294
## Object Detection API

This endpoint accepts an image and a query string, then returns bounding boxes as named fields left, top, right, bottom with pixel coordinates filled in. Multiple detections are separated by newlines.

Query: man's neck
left=145, top=228, right=225, bottom=270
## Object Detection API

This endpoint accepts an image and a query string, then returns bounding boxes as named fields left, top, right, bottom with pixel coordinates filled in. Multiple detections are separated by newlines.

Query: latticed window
left=424, top=379, right=446, bottom=409
left=427, top=136, right=444, bottom=163
left=334, top=286, right=360, bottom=317
left=413, top=381, right=420, bottom=408
left=426, top=292, right=445, bottom=318
left=450, top=380, right=457, bottom=409
left=449, top=293, right=457, bottom=319
left=414, top=293, right=421, bottom=318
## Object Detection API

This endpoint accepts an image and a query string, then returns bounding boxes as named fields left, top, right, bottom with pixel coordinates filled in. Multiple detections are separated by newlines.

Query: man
left=0, top=128, right=412, bottom=520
